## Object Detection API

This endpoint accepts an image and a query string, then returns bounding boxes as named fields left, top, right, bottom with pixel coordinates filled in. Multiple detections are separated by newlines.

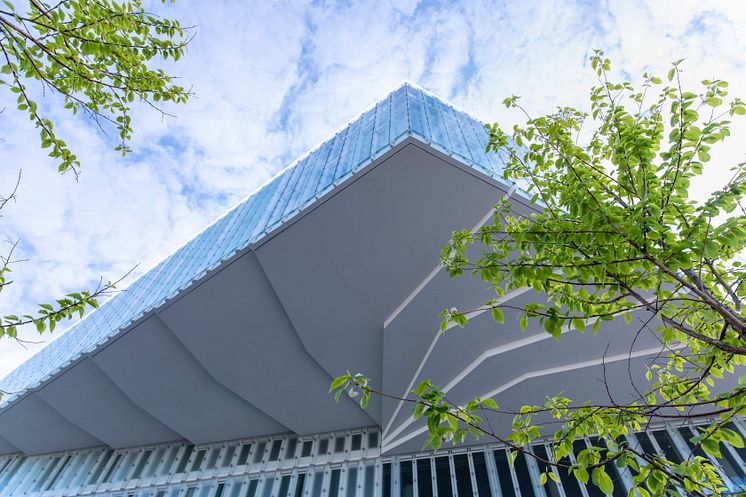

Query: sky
left=0, top=0, right=745, bottom=377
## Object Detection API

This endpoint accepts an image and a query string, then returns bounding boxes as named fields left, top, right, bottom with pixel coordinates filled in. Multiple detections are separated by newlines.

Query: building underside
left=0, top=83, right=743, bottom=496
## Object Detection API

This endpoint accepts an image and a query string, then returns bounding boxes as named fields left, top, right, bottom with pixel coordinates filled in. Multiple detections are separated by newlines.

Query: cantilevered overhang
left=0, top=83, right=688, bottom=456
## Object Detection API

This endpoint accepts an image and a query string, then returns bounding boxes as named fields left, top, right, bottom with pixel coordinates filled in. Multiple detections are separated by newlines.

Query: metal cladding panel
left=0, top=83, right=517, bottom=423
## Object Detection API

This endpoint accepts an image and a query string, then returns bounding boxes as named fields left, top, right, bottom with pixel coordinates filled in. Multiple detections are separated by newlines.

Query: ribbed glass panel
left=390, top=86, right=409, bottom=140
left=250, top=159, right=302, bottom=239
left=440, top=106, right=473, bottom=162
left=452, top=108, right=492, bottom=175
left=315, top=129, right=348, bottom=195
left=406, top=86, right=430, bottom=141
left=371, top=95, right=391, bottom=155
left=332, top=117, right=362, bottom=183
left=262, top=155, right=311, bottom=231
left=288, top=137, right=336, bottom=216
left=422, top=93, right=451, bottom=151
left=244, top=176, right=283, bottom=242
left=351, top=107, right=377, bottom=172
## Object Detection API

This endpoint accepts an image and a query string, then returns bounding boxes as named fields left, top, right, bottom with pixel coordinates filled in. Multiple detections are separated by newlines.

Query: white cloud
left=1, top=0, right=745, bottom=377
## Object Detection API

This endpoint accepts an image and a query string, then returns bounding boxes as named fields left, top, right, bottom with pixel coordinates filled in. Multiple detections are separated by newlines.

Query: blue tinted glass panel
left=406, top=86, right=430, bottom=140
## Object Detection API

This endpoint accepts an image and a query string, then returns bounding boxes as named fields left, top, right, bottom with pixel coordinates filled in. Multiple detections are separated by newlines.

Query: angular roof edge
left=0, top=82, right=528, bottom=408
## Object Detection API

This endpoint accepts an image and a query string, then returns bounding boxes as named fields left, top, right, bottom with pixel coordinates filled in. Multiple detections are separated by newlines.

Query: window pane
left=45, top=455, right=71, bottom=491
left=651, top=431, right=682, bottom=464
left=513, top=453, right=535, bottom=497
left=364, top=465, right=376, bottom=497
left=237, top=445, right=252, bottom=466
left=492, top=450, right=516, bottom=497
left=368, top=433, right=379, bottom=449
left=335, top=437, right=346, bottom=453
left=435, top=456, right=453, bottom=497
left=531, top=446, right=560, bottom=497
left=191, top=450, right=207, bottom=472
left=245, top=480, right=259, bottom=497
left=229, top=481, right=244, bottom=497
left=132, top=450, right=152, bottom=479
left=301, top=441, right=313, bottom=458
left=279, top=475, right=291, bottom=497
left=472, top=452, right=492, bottom=497
left=176, top=445, right=195, bottom=474
left=261, top=478, right=275, bottom=497
left=318, top=439, right=330, bottom=456
left=285, top=438, right=298, bottom=460
left=206, top=449, right=221, bottom=470
left=351, top=434, right=362, bottom=451
left=222, top=446, right=237, bottom=467
left=453, top=454, right=473, bottom=497
left=295, top=473, right=307, bottom=497
left=101, top=454, right=123, bottom=484
left=347, top=467, right=359, bottom=497
left=400, top=461, right=413, bottom=497
left=88, top=450, right=114, bottom=484
left=417, top=459, right=433, bottom=497
left=382, top=463, right=391, bottom=497
left=269, top=440, right=283, bottom=462
left=160, top=447, right=180, bottom=475
left=329, top=470, right=341, bottom=497
left=253, top=442, right=267, bottom=464
left=144, top=448, right=165, bottom=478
left=311, top=472, right=324, bottom=497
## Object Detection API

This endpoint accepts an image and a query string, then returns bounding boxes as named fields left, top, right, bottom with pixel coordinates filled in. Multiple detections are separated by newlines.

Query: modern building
left=0, top=83, right=743, bottom=497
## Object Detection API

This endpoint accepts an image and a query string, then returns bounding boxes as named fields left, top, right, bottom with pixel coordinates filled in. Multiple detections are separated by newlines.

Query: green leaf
left=572, top=318, right=585, bottom=333
left=720, top=428, right=744, bottom=449
left=328, top=376, right=348, bottom=393
left=519, top=313, right=528, bottom=332
left=701, top=438, right=721, bottom=458
left=544, top=315, right=562, bottom=340
left=491, top=307, right=505, bottom=324
left=592, top=467, right=614, bottom=496
left=574, top=466, right=589, bottom=484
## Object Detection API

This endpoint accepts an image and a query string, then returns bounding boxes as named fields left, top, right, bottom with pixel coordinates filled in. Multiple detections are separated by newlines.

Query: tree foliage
left=332, top=52, right=746, bottom=497
left=0, top=1, right=188, bottom=354
left=1, top=0, right=190, bottom=175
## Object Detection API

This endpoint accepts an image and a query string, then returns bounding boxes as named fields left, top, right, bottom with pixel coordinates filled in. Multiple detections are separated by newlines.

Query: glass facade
left=1, top=420, right=745, bottom=497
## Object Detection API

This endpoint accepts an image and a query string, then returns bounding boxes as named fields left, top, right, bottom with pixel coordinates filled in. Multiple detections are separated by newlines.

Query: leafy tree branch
left=332, top=51, right=746, bottom=497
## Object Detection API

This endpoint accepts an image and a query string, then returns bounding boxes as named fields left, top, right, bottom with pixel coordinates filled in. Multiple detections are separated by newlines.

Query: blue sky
left=1, top=0, right=745, bottom=376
